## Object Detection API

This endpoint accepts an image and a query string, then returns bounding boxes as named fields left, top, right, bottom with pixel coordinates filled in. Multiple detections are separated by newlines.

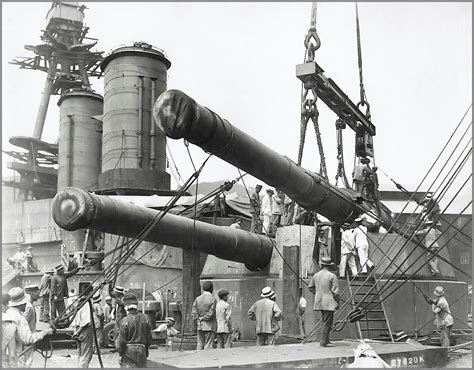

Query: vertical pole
left=33, top=58, right=57, bottom=139
left=137, top=76, right=144, bottom=168
left=282, top=244, right=300, bottom=335
left=150, top=78, right=157, bottom=169
left=182, top=248, right=201, bottom=334
left=142, top=282, right=146, bottom=314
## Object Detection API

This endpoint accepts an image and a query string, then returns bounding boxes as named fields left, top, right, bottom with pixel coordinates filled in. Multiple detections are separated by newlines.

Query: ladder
left=348, top=275, right=394, bottom=342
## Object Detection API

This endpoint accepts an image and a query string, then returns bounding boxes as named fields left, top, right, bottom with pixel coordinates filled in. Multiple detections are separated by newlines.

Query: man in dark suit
left=307, top=257, right=340, bottom=347
left=192, top=281, right=217, bottom=350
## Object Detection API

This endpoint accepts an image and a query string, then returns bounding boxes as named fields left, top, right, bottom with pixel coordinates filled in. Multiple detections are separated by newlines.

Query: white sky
left=2, top=2, right=472, bottom=213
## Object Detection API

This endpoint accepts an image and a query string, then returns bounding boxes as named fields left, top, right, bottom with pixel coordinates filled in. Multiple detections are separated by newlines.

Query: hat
left=123, top=292, right=138, bottom=307
left=266, top=189, right=274, bottom=194
left=202, top=281, right=213, bottom=292
left=270, top=292, right=276, bottom=300
left=320, top=257, right=334, bottom=266
left=105, top=296, right=112, bottom=302
left=354, top=217, right=363, bottom=222
left=113, top=286, right=125, bottom=294
left=218, top=289, right=229, bottom=299
left=55, top=264, right=65, bottom=271
left=92, top=292, right=102, bottom=303
left=433, top=286, right=444, bottom=297
left=27, top=246, right=32, bottom=250
left=426, top=193, right=433, bottom=198
left=261, top=286, right=274, bottom=298
left=255, top=184, right=262, bottom=189
left=46, top=267, right=55, bottom=274
left=166, top=317, right=176, bottom=324
left=424, top=220, right=434, bottom=225
left=8, top=287, right=29, bottom=307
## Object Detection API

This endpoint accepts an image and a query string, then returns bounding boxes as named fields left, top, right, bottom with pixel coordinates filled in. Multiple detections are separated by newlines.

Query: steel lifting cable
left=335, top=118, right=350, bottom=188
left=340, top=188, right=472, bottom=330
left=304, top=166, right=472, bottom=342
left=338, top=210, right=471, bottom=331
left=304, top=105, right=473, bottom=342
left=237, top=168, right=309, bottom=288
left=354, top=2, right=371, bottom=118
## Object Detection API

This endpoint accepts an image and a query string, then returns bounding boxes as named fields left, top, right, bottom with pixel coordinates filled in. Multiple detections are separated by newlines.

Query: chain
left=335, top=118, right=350, bottom=187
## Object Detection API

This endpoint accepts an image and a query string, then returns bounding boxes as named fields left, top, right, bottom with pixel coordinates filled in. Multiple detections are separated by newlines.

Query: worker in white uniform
left=353, top=216, right=374, bottom=274
left=260, top=189, right=274, bottom=235
left=339, top=223, right=358, bottom=278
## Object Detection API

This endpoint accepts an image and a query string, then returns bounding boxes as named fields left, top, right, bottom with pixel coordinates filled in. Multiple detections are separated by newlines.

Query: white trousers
left=263, top=214, right=272, bottom=234
left=357, top=245, right=374, bottom=273
left=339, top=253, right=358, bottom=278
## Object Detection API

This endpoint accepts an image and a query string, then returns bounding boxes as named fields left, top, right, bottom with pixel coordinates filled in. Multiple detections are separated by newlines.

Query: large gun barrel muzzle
left=52, top=187, right=273, bottom=271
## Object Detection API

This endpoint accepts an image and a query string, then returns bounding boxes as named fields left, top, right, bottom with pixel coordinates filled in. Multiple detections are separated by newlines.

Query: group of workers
left=338, top=216, right=375, bottom=279
left=6, top=245, right=39, bottom=273
left=249, top=185, right=290, bottom=235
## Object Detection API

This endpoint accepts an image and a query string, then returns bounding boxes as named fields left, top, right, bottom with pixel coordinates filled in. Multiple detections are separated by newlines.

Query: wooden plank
left=282, top=245, right=300, bottom=336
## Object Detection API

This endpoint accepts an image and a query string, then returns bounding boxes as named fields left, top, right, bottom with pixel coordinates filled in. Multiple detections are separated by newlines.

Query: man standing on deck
left=50, top=264, right=81, bottom=320
left=192, top=281, right=217, bottom=350
left=425, top=286, right=453, bottom=347
left=339, top=223, right=358, bottom=278
left=298, top=287, right=307, bottom=338
left=6, top=287, right=54, bottom=367
left=414, top=220, right=441, bottom=276
left=307, top=257, right=340, bottom=347
left=248, top=286, right=282, bottom=346
left=71, top=288, right=94, bottom=368
left=261, top=189, right=274, bottom=235
left=353, top=217, right=375, bottom=274
left=215, top=289, right=232, bottom=348
left=38, top=268, right=54, bottom=322
left=109, top=285, right=127, bottom=351
left=249, top=184, right=262, bottom=233
left=118, top=293, right=152, bottom=368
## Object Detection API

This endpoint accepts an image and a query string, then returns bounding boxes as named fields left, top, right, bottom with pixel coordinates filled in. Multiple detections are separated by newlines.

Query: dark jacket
left=50, top=268, right=79, bottom=299
left=118, top=310, right=152, bottom=356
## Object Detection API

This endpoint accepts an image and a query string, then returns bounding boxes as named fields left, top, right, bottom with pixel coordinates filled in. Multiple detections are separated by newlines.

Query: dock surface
left=147, top=340, right=447, bottom=368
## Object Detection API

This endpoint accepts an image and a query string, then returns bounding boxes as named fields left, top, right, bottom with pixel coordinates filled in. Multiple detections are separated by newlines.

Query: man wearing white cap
left=308, top=257, right=340, bottom=347
left=425, top=286, right=453, bottom=347
left=92, top=292, right=104, bottom=352
left=260, top=189, right=274, bottom=235
left=248, top=286, right=282, bottom=346
left=155, top=317, right=179, bottom=350
left=109, top=285, right=127, bottom=351
left=415, top=220, right=441, bottom=276
left=6, top=287, right=53, bottom=367
left=353, top=217, right=374, bottom=274
left=103, top=296, right=113, bottom=324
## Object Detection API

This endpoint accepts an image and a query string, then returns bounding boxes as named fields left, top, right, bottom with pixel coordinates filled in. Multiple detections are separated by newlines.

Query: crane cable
left=303, top=128, right=473, bottom=342
left=355, top=2, right=370, bottom=119
left=298, top=1, right=328, bottom=180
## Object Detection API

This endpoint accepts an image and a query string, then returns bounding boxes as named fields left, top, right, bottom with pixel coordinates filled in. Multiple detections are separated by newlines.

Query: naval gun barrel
left=153, top=90, right=394, bottom=227
left=52, top=187, right=273, bottom=270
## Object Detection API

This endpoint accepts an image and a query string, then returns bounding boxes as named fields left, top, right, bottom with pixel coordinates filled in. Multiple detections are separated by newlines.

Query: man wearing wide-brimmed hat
left=118, top=292, right=152, bottom=367
left=50, top=263, right=81, bottom=320
left=248, top=286, right=282, bottom=346
left=426, top=286, right=453, bottom=347
left=6, top=287, right=54, bottom=367
left=308, top=257, right=340, bottom=347
left=38, top=268, right=54, bottom=322
left=415, top=220, right=441, bottom=276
